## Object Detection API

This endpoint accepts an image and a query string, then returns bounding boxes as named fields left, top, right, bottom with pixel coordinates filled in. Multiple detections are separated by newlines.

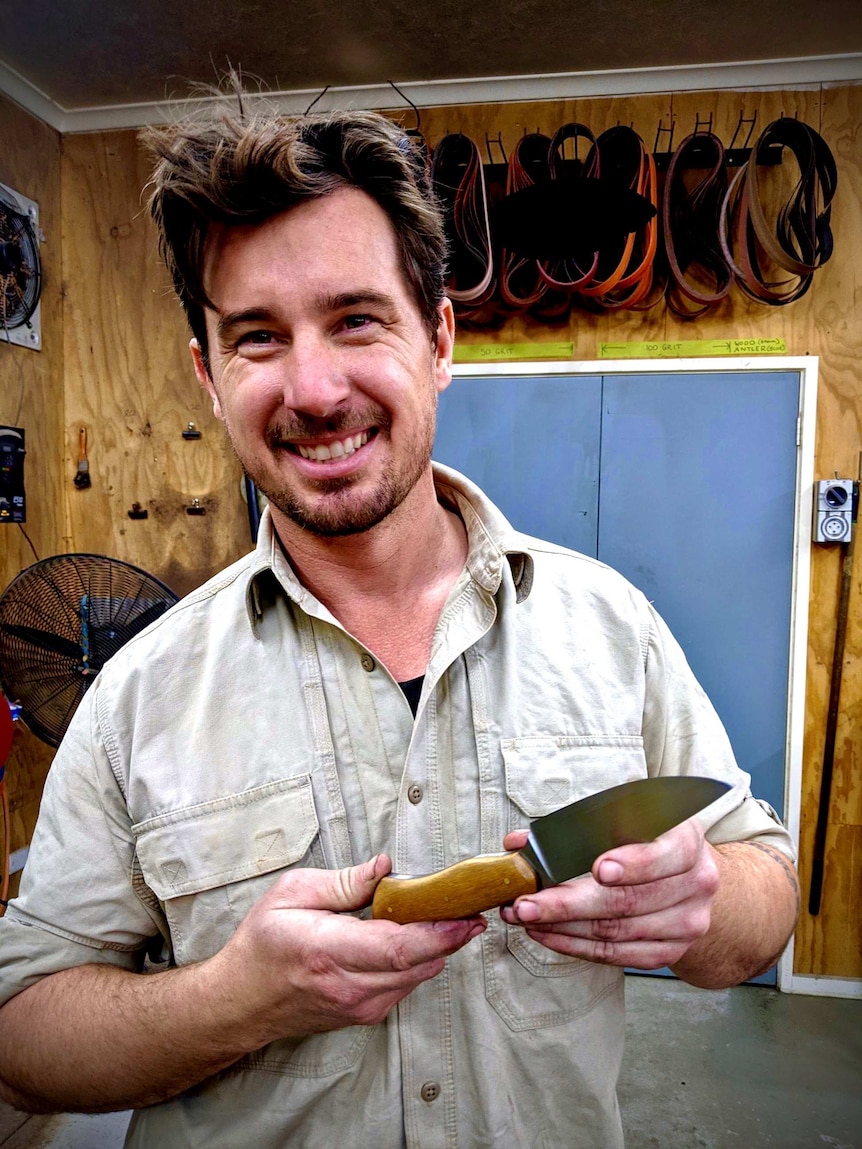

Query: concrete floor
left=1, top=975, right=860, bottom=1148
left=619, top=975, right=861, bottom=1149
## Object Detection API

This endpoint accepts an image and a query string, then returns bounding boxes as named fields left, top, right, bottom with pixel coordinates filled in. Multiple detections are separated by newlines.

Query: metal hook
left=693, top=113, right=713, bottom=136
left=653, top=119, right=675, bottom=155
left=387, top=80, right=421, bottom=131
left=485, top=132, right=507, bottom=165
left=728, top=111, right=758, bottom=151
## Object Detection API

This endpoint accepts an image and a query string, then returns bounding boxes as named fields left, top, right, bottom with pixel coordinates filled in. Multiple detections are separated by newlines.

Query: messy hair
left=142, top=87, right=447, bottom=370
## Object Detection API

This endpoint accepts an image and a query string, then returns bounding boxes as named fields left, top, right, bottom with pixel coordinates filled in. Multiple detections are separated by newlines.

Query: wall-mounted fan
left=0, top=555, right=178, bottom=748
left=0, top=182, right=42, bottom=351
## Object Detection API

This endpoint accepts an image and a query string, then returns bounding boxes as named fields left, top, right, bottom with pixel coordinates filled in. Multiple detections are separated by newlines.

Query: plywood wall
left=60, top=131, right=248, bottom=597
left=0, top=98, right=65, bottom=891
left=0, top=82, right=859, bottom=977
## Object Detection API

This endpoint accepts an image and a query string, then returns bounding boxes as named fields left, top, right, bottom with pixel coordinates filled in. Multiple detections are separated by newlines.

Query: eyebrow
left=214, top=291, right=399, bottom=341
left=318, top=290, right=399, bottom=313
left=215, top=308, right=279, bottom=341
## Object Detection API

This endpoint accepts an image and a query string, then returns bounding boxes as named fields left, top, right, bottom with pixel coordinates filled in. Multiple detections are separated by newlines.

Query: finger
left=502, top=829, right=529, bottom=851
left=520, top=899, right=712, bottom=945
left=271, top=854, right=393, bottom=913
left=376, top=918, right=487, bottom=973
left=501, top=860, right=715, bottom=926
left=310, top=912, right=486, bottom=978
left=522, top=928, right=693, bottom=970
left=593, top=817, right=706, bottom=887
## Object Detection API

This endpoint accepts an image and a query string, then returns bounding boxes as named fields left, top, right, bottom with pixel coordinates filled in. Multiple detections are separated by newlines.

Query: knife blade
left=371, top=775, right=730, bottom=923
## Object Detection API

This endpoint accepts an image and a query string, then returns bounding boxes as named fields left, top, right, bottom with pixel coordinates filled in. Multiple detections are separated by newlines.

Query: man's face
left=192, top=187, right=454, bottom=538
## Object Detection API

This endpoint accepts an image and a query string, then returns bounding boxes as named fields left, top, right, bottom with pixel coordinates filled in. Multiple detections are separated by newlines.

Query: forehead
left=202, top=187, right=410, bottom=305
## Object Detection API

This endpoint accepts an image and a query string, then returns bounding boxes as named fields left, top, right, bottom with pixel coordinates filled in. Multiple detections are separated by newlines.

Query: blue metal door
left=598, top=373, right=799, bottom=818
left=433, top=375, right=602, bottom=556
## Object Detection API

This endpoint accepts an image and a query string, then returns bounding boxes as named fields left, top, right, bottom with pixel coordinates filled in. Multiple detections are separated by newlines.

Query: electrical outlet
left=813, top=478, right=855, bottom=544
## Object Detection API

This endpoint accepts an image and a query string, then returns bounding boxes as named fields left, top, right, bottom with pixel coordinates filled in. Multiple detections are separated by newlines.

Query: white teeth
left=296, top=431, right=369, bottom=461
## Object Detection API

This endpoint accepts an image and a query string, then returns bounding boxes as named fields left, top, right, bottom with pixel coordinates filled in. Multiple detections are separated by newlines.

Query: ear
left=433, top=298, right=455, bottom=395
left=190, top=338, right=223, bottom=420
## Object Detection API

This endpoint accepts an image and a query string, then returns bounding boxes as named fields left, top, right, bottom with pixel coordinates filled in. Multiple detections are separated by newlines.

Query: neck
left=269, top=471, right=468, bottom=680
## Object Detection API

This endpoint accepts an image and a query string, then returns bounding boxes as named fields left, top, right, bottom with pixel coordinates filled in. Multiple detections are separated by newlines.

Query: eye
left=341, top=314, right=375, bottom=331
left=238, top=330, right=276, bottom=345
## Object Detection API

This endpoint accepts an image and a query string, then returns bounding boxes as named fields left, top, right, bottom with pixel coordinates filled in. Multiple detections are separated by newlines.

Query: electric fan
left=0, top=555, right=178, bottom=748
left=0, top=184, right=42, bottom=341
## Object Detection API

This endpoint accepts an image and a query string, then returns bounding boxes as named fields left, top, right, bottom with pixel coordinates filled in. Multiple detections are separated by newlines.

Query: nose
left=279, top=333, right=352, bottom=418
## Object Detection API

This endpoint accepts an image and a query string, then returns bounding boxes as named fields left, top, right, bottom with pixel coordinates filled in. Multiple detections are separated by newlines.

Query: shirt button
left=360, top=653, right=375, bottom=672
left=407, top=784, right=423, bottom=805
left=420, top=1082, right=440, bottom=1103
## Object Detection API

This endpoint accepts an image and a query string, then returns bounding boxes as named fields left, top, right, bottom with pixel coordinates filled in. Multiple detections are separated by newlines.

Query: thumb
left=503, top=829, right=529, bottom=851
left=272, top=853, right=393, bottom=913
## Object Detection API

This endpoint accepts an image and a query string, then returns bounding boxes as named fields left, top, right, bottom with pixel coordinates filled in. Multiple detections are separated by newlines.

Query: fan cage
left=0, top=554, right=178, bottom=748
left=0, top=182, right=42, bottom=350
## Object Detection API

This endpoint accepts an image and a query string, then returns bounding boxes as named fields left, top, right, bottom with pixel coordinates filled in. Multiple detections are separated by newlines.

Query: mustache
left=266, top=406, right=391, bottom=444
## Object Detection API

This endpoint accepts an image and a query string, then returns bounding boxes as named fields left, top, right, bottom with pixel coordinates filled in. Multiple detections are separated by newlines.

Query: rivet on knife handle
left=372, top=852, right=538, bottom=923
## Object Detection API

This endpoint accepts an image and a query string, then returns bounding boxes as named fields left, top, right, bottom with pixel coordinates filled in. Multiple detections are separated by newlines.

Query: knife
left=371, top=775, right=730, bottom=923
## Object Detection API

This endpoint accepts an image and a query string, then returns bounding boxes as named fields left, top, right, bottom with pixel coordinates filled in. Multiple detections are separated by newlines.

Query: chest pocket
left=134, top=775, right=322, bottom=966
left=134, top=775, right=376, bottom=1077
left=483, top=735, right=646, bottom=1031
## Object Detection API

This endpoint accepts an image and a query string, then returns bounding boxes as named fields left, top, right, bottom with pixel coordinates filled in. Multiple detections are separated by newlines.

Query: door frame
left=451, top=355, right=818, bottom=994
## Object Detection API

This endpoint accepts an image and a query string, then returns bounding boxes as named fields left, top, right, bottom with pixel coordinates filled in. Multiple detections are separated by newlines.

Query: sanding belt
left=529, top=123, right=659, bottom=311
left=429, top=116, right=835, bottom=318
left=718, top=116, right=838, bottom=305
left=431, top=124, right=659, bottom=318
left=429, top=133, right=496, bottom=321
left=662, top=131, right=733, bottom=318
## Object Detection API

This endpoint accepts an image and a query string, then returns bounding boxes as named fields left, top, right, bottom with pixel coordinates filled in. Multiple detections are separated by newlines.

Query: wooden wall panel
left=60, top=131, right=249, bottom=598
left=794, top=84, right=862, bottom=978
left=0, top=95, right=65, bottom=878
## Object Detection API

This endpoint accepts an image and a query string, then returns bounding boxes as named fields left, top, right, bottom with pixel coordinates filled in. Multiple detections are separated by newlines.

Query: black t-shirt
left=398, top=675, right=424, bottom=717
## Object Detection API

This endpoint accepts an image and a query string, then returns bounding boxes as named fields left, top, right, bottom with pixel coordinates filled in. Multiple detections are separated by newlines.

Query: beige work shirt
left=0, top=464, right=794, bottom=1148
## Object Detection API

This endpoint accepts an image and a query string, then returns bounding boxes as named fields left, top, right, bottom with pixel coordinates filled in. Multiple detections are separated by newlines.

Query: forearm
left=671, top=840, right=800, bottom=989
left=0, top=953, right=273, bottom=1114
left=0, top=856, right=483, bottom=1116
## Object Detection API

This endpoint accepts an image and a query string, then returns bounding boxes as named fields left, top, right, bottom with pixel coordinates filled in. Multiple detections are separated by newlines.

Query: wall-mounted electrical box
left=813, top=478, right=856, bottom=544
left=0, top=426, right=26, bottom=523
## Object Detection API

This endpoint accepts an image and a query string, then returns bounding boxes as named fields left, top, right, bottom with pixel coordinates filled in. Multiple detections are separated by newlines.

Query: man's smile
left=292, top=430, right=372, bottom=461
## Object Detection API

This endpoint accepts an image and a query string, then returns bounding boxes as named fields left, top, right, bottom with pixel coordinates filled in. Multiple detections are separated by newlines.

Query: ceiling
left=2, top=0, right=862, bottom=131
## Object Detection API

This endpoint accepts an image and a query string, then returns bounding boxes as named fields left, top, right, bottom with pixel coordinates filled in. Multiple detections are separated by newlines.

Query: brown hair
left=142, top=94, right=447, bottom=371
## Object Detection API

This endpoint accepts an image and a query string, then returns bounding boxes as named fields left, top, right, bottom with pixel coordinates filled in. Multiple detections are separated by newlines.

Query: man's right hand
left=212, top=853, right=486, bottom=1044
left=0, top=854, right=483, bottom=1114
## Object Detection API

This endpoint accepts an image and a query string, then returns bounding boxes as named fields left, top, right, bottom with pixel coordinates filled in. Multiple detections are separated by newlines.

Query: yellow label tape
left=599, top=338, right=788, bottom=359
left=454, top=342, right=574, bottom=363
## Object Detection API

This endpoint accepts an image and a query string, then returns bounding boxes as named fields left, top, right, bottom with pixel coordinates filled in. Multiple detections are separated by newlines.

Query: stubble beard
left=228, top=402, right=437, bottom=539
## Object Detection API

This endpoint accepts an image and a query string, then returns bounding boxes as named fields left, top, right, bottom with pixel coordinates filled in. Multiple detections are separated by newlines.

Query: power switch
left=0, top=426, right=26, bottom=523
left=813, top=478, right=856, bottom=544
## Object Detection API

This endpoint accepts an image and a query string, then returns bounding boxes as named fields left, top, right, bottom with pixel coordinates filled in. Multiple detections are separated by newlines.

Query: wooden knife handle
left=371, top=851, right=538, bottom=923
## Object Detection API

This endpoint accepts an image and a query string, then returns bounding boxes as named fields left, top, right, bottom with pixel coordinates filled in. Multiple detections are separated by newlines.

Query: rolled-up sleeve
left=0, top=683, right=164, bottom=1007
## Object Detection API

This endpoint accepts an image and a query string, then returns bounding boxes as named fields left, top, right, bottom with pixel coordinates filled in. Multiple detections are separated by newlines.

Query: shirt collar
left=430, top=463, right=534, bottom=601
left=243, top=463, right=534, bottom=629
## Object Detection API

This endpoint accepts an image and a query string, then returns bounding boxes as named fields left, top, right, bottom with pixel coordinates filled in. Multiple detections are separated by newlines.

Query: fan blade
left=121, top=601, right=173, bottom=631
left=0, top=623, right=83, bottom=662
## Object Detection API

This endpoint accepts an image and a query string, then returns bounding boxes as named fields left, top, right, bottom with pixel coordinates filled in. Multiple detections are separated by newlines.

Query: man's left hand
left=499, top=818, right=720, bottom=970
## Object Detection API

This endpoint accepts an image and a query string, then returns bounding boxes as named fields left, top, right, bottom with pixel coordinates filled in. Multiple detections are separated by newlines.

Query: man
left=0, top=103, right=798, bottom=1148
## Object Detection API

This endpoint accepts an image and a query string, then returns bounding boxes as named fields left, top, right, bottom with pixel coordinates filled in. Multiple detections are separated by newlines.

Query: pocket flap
left=502, top=735, right=646, bottom=817
left=134, top=776, right=319, bottom=899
